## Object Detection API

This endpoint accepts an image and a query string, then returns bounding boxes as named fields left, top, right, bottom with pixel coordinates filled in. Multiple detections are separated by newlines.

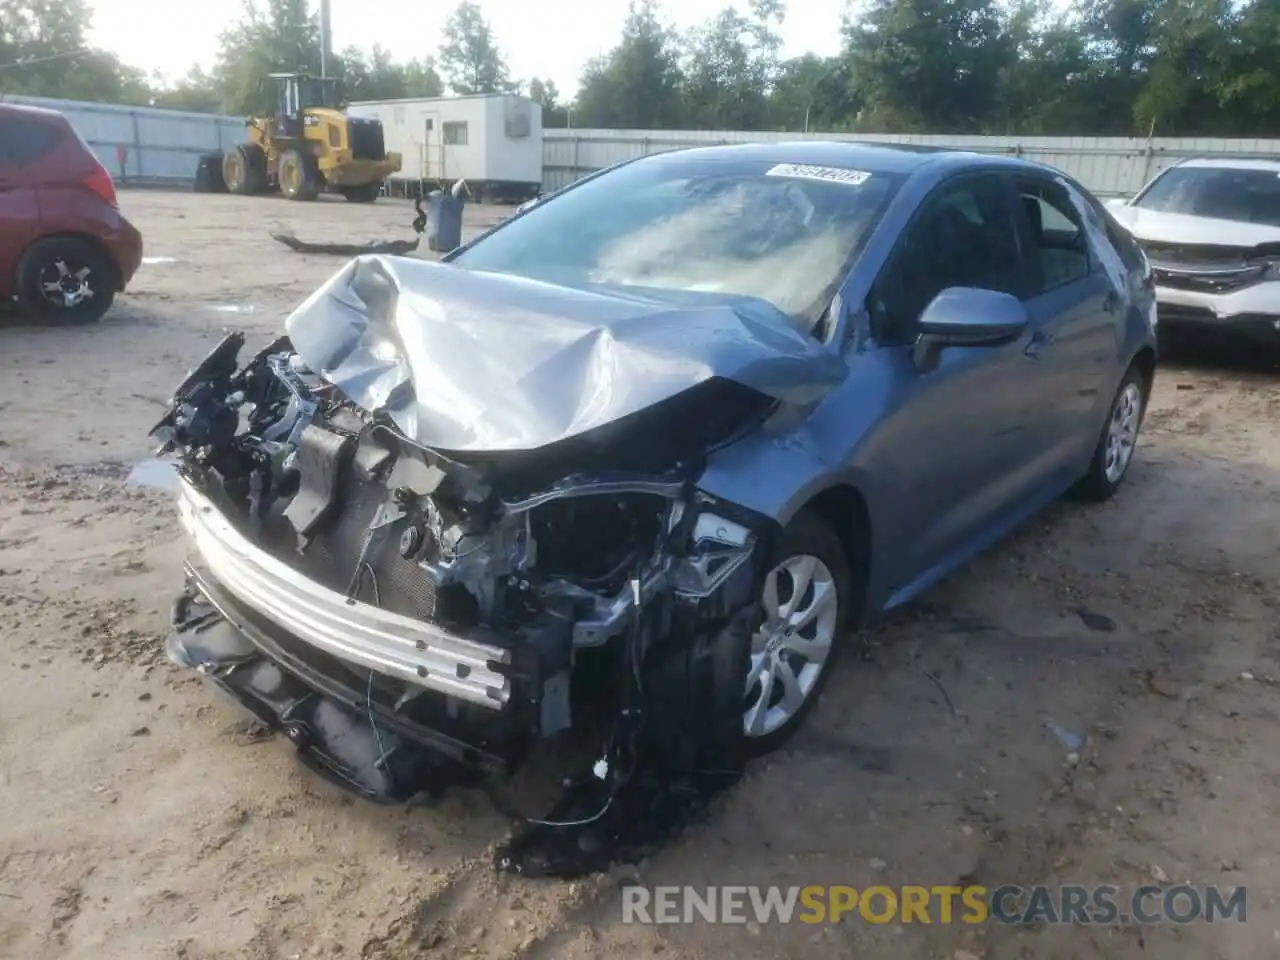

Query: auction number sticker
left=765, top=163, right=871, bottom=186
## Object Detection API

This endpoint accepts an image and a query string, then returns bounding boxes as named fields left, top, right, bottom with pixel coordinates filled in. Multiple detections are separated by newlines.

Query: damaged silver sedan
left=157, top=143, right=1157, bottom=875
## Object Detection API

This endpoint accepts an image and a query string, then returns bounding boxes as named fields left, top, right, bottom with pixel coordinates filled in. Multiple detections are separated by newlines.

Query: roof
left=1176, top=156, right=1280, bottom=172
left=637, top=140, right=1029, bottom=176
left=0, top=100, right=67, bottom=121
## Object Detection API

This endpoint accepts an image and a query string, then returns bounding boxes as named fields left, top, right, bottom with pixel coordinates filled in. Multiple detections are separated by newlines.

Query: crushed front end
left=155, top=325, right=779, bottom=874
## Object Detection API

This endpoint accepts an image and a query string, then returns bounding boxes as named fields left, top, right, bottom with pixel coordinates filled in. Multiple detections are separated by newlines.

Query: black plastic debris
left=493, top=608, right=756, bottom=879
left=492, top=768, right=739, bottom=878
left=270, top=233, right=420, bottom=257
left=1077, top=608, right=1118, bottom=632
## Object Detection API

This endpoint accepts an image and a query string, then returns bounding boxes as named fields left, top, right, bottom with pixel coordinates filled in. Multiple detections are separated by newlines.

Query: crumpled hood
left=284, top=255, right=847, bottom=452
left=1110, top=204, right=1280, bottom=250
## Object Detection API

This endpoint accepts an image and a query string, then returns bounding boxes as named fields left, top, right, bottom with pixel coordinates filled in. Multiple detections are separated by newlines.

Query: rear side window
left=0, top=116, right=62, bottom=166
left=1015, top=177, right=1091, bottom=294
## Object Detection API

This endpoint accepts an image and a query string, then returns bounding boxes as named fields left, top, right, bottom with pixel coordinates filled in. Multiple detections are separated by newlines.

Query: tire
left=1073, top=364, right=1148, bottom=502
left=340, top=184, right=380, bottom=203
left=741, top=509, right=856, bottom=756
left=279, top=148, right=320, bottom=201
left=15, top=237, right=117, bottom=324
left=193, top=153, right=227, bottom=193
left=223, top=144, right=266, bottom=195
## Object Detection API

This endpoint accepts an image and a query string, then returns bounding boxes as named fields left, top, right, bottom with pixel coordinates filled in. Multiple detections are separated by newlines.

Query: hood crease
left=284, top=255, right=847, bottom=453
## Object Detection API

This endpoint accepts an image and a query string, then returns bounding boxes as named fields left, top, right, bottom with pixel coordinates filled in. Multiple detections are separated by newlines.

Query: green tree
left=438, top=0, right=511, bottom=95
left=0, top=0, right=152, bottom=104
left=149, top=65, right=223, bottom=113
left=1133, top=0, right=1233, bottom=135
left=680, top=0, right=784, bottom=129
left=1075, top=0, right=1163, bottom=132
left=401, top=58, right=444, bottom=98
left=998, top=0, right=1096, bottom=133
left=528, top=76, right=569, bottom=126
left=1215, top=0, right=1280, bottom=131
left=574, top=0, right=686, bottom=128
left=768, top=53, right=856, bottom=131
left=844, top=0, right=1015, bottom=132
left=212, top=0, right=321, bottom=115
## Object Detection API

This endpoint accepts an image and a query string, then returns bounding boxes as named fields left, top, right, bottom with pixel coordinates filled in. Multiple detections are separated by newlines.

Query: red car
left=0, top=103, right=143, bottom=323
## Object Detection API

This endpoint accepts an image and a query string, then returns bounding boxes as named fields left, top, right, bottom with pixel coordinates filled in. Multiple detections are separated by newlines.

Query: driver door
left=861, top=172, right=1050, bottom=599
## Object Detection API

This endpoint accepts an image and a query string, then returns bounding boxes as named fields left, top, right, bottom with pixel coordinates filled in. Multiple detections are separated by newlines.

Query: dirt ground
left=2, top=189, right=1279, bottom=960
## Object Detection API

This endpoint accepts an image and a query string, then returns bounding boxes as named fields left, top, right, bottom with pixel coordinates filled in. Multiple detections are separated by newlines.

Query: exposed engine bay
left=155, top=329, right=777, bottom=876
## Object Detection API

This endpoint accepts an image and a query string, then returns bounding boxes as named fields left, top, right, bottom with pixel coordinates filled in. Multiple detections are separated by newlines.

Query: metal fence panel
left=543, top=129, right=1280, bottom=196
left=0, top=94, right=245, bottom=185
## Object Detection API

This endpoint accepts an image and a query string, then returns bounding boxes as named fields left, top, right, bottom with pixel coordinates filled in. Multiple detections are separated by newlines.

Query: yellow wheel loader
left=217, top=74, right=402, bottom=202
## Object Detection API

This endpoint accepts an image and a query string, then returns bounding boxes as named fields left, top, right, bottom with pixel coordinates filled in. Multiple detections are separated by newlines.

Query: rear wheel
left=15, top=237, right=117, bottom=324
left=223, top=143, right=266, bottom=195
left=340, top=184, right=380, bottom=203
left=1073, top=364, right=1148, bottom=501
left=279, top=149, right=320, bottom=201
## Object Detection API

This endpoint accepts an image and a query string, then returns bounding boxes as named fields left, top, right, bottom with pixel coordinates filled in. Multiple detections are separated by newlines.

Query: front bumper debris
left=177, top=479, right=512, bottom=709
left=169, top=570, right=510, bottom=799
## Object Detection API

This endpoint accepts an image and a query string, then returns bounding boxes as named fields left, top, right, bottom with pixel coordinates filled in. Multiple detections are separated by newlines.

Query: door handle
left=1024, top=329, right=1054, bottom=359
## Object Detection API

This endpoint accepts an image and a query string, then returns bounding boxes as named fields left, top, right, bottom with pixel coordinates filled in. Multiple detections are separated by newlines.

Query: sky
left=87, top=0, right=848, bottom=97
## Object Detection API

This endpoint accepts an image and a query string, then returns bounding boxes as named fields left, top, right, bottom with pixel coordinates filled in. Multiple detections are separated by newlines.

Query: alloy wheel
left=1104, top=382, right=1142, bottom=483
left=744, top=553, right=840, bottom=738
left=40, top=258, right=94, bottom=310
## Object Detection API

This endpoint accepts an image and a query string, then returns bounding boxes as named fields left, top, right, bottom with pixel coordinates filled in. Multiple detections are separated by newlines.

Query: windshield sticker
left=765, top=163, right=871, bottom=186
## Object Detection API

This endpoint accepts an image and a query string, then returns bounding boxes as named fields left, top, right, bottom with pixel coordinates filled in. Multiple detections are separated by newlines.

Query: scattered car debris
left=270, top=232, right=421, bottom=257
left=1046, top=721, right=1086, bottom=752
left=1077, top=608, right=1118, bottom=632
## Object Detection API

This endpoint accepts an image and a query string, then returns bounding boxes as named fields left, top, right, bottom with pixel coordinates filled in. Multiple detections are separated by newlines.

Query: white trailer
left=347, top=93, right=543, bottom=202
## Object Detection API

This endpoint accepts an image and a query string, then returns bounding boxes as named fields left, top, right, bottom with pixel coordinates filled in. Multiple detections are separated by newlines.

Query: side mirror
left=1104, top=196, right=1129, bottom=210
left=912, top=287, right=1028, bottom=371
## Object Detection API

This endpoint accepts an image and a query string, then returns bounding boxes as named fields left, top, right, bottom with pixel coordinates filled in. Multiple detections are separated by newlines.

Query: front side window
left=868, top=174, right=1022, bottom=345
left=452, top=157, right=905, bottom=332
left=1134, top=165, right=1280, bottom=227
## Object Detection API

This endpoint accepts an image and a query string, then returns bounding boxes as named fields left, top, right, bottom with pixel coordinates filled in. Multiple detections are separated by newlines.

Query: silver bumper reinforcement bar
left=177, top=480, right=511, bottom=709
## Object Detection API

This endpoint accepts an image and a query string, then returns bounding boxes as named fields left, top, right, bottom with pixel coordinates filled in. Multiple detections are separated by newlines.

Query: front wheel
left=279, top=149, right=320, bottom=201
left=1073, top=365, right=1147, bottom=501
left=223, top=143, right=266, bottom=195
left=15, top=237, right=116, bottom=324
left=743, top=510, right=855, bottom=754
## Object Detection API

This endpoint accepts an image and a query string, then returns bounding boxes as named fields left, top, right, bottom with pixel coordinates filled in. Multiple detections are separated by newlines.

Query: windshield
left=1134, top=166, right=1280, bottom=227
left=451, top=156, right=904, bottom=330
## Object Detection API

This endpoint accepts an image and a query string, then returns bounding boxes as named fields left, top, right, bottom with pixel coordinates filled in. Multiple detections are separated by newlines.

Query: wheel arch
left=796, top=482, right=873, bottom=626
left=1130, top=345, right=1156, bottom=403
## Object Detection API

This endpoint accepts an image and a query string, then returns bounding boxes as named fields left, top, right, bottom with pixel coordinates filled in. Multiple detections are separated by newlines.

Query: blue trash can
left=427, top=193, right=464, bottom=252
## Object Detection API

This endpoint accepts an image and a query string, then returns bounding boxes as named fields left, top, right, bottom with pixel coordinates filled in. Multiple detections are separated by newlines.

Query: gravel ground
left=2, top=189, right=1280, bottom=960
